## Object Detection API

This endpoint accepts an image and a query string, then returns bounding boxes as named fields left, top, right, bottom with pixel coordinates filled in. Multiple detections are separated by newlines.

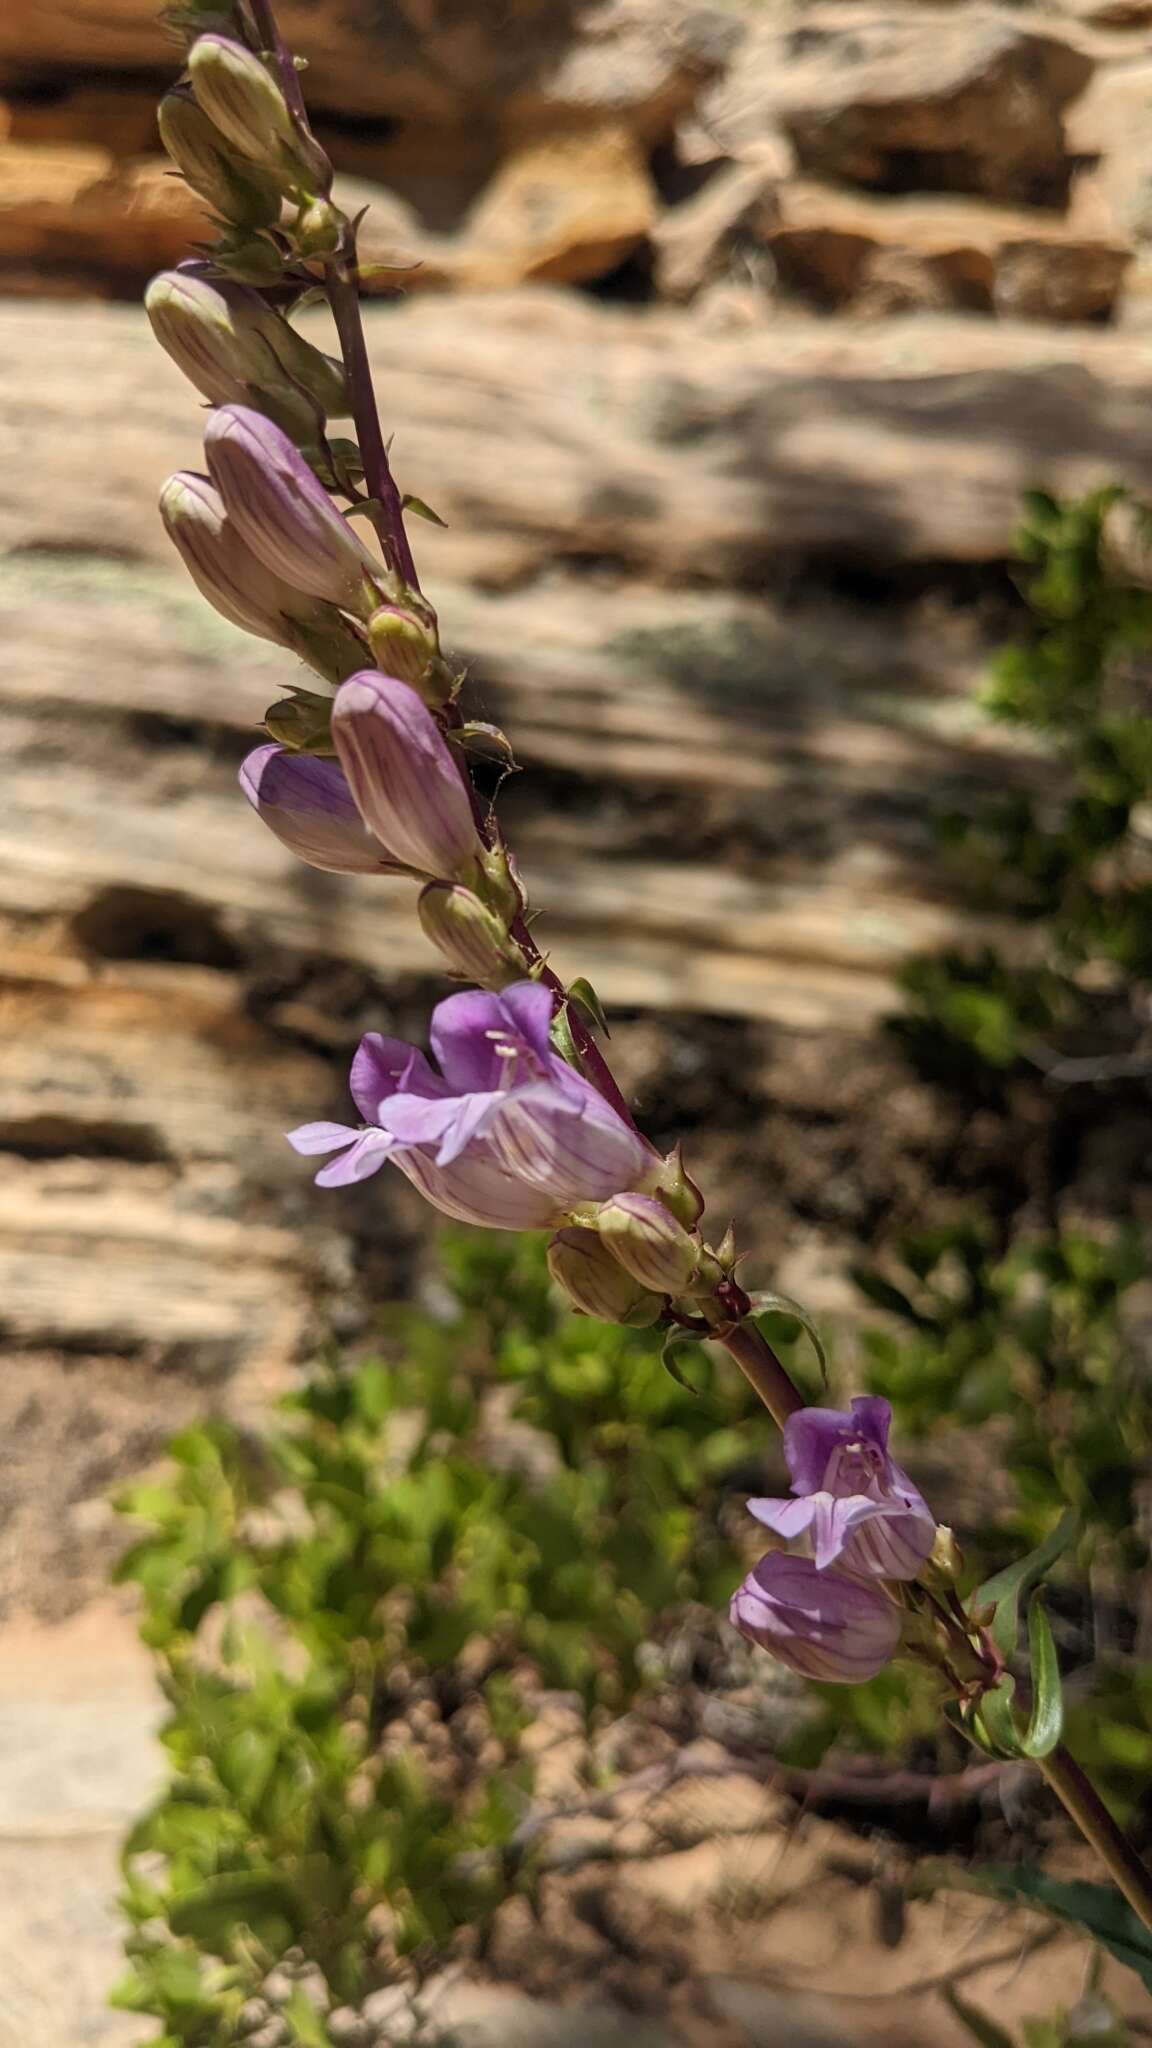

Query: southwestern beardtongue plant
left=145, top=0, right=1152, bottom=1938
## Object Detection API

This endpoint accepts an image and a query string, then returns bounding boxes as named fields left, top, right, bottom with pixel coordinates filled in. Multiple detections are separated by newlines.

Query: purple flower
left=204, top=404, right=379, bottom=612
left=331, top=672, right=480, bottom=881
left=288, top=981, right=654, bottom=1217
left=729, top=1553, right=901, bottom=1683
left=239, top=744, right=411, bottom=876
left=747, top=1396, right=935, bottom=1581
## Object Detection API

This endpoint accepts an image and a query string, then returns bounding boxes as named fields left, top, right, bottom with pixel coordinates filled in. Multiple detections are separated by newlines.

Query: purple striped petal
left=286, top=1119, right=361, bottom=1155
left=205, top=404, right=378, bottom=611
left=494, top=980, right=556, bottom=1061
left=396, top=1145, right=564, bottom=1230
left=784, top=1398, right=891, bottom=1495
left=490, top=1075, right=653, bottom=1206
left=729, top=1553, right=901, bottom=1684
left=349, top=1034, right=445, bottom=1122
left=746, top=1496, right=819, bottom=1544
left=240, top=745, right=406, bottom=875
left=332, top=672, right=479, bottom=880
left=378, top=1086, right=504, bottom=1166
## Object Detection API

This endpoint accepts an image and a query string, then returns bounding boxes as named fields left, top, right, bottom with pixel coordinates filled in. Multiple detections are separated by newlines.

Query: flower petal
left=428, top=989, right=510, bottom=1092
left=313, top=1129, right=393, bottom=1186
left=349, top=1034, right=444, bottom=1123
left=745, top=1495, right=818, bottom=1542
left=729, top=1553, right=901, bottom=1683
left=849, top=1395, right=892, bottom=1452
left=286, top=1120, right=360, bottom=1155
left=396, top=1146, right=563, bottom=1230
left=491, top=1077, right=652, bottom=1205
left=240, top=745, right=400, bottom=875
left=496, top=981, right=557, bottom=1061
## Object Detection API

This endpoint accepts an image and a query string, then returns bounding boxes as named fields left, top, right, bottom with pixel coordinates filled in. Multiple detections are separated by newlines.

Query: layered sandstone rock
left=5, top=0, right=1152, bottom=320
left=16, top=289, right=1149, bottom=1396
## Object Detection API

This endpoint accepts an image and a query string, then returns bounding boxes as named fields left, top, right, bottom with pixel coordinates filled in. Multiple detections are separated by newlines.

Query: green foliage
left=114, top=1232, right=755, bottom=2044
left=1066, top=1665, right=1152, bottom=1823
left=896, top=487, right=1152, bottom=1077
left=857, top=1224, right=1147, bottom=1557
left=848, top=489, right=1152, bottom=1815
left=947, top=1867, right=1152, bottom=1996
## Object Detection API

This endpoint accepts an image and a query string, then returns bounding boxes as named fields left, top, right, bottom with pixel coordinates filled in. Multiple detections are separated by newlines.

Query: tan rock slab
left=702, top=7, right=1094, bottom=206
left=452, top=121, right=658, bottom=288
left=763, top=181, right=1129, bottom=319
left=0, top=145, right=212, bottom=290
left=0, top=0, right=739, bottom=134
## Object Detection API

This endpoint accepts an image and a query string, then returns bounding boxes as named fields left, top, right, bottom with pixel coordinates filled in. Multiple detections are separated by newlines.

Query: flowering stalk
left=148, top=0, right=1152, bottom=1931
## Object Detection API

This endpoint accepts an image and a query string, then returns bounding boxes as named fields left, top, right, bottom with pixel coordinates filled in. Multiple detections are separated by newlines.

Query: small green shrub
left=113, top=1232, right=759, bottom=2046
left=857, top=1224, right=1147, bottom=1561
left=897, top=487, right=1152, bottom=1077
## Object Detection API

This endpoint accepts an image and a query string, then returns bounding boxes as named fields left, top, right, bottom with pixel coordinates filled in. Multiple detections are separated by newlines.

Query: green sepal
left=402, top=494, right=448, bottom=527
left=660, top=1328, right=710, bottom=1399
left=970, top=1595, right=1064, bottom=1760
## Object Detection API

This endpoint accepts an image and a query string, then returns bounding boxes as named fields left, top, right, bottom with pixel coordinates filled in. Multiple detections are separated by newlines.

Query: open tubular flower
left=331, top=672, right=480, bottom=880
left=204, top=403, right=380, bottom=613
left=288, top=982, right=654, bottom=1215
left=729, top=1553, right=901, bottom=1683
left=239, top=745, right=413, bottom=875
left=747, top=1395, right=936, bottom=1582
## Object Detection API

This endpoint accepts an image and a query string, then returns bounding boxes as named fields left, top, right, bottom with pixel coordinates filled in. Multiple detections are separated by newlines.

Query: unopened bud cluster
left=148, top=3, right=527, bottom=987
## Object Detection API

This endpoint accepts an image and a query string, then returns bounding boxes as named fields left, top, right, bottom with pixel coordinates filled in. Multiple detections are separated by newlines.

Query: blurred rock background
left=2, top=5, right=1152, bottom=2040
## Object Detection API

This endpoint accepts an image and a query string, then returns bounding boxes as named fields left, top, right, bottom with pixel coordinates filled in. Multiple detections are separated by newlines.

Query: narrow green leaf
left=943, top=1982, right=1019, bottom=2048
left=956, top=1868, right=1152, bottom=1994
left=568, top=978, right=611, bottom=1039
left=1019, top=1596, right=1064, bottom=1759
left=168, top=1869, right=298, bottom=1956
left=748, top=1292, right=829, bottom=1388
left=661, top=1331, right=707, bottom=1398
left=975, top=1511, right=1078, bottom=1661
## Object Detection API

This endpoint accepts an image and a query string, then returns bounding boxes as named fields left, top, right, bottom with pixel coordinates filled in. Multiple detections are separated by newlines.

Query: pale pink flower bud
left=597, top=1192, right=700, bottom=1294
left=331, top=672, right=481, bottom=879
left=204, top=404, right=380, bottom=613
left=547, top=1227, right=664, bottom=1327
left=157, top=86, right=282, bottom=227
left=187, top=34, right=328, bottom=191
left=239, top=745, right=409, bottom=875
left=146, top=269, right=348, bottom=416
left=160, top=468, right=315, bottom=642
left=417, top=882, right=516, bottom=985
